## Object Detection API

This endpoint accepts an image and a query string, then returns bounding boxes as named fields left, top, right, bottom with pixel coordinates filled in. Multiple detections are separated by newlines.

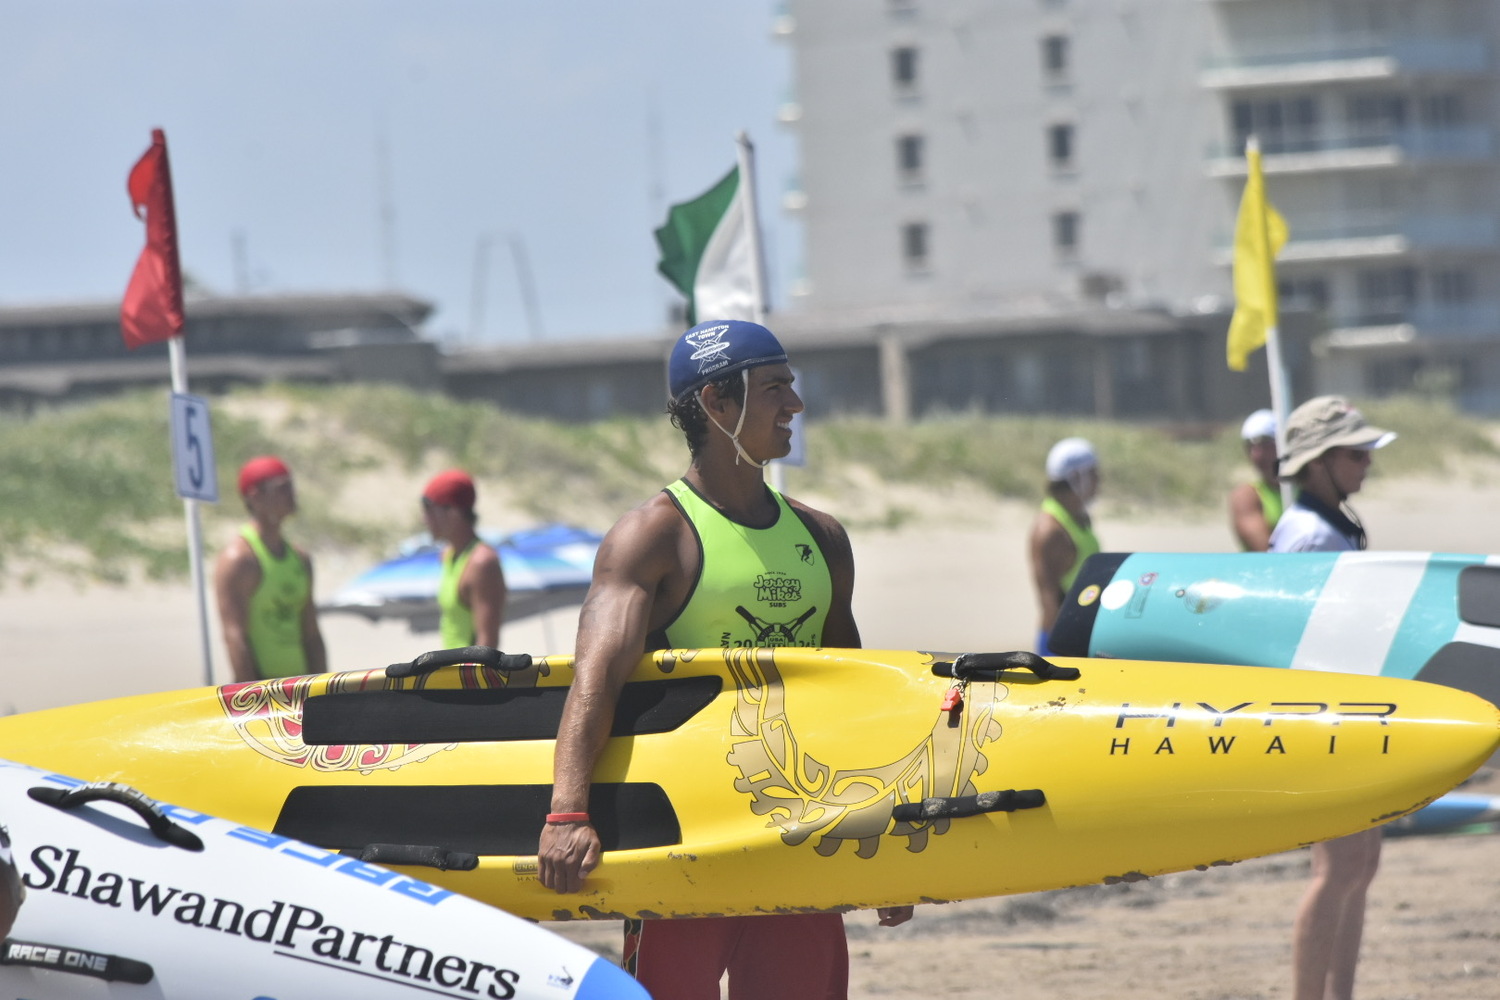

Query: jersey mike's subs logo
left=218, top=662, right=543, bottom=773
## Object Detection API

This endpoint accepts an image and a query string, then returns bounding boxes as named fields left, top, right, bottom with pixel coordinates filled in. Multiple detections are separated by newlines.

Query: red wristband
left=545, top=812, right=590, bottom=824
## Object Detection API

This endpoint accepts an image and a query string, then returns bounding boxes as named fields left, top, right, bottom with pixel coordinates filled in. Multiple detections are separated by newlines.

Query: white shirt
left=1268, top=502, right=1360, bottom=553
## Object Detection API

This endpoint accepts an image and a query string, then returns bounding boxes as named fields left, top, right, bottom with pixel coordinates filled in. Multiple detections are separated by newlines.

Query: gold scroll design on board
left=724, top=648, right=1005, bottom=859
left=218, top=660, right=547, bottom=774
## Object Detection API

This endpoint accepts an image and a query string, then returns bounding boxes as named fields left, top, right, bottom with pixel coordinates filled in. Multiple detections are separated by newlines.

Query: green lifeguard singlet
left=1252, top=480, right=1285, bottom=545
left=656, top=479, right=833, bottom=649
left=240, top=524, right=311, bottom=679
left=1040, top=496, right=1100, bottom=593
left=438, top=541, right=479, bottom=649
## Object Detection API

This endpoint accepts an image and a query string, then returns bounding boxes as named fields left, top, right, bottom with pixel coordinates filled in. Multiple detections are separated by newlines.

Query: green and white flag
left=654, top=158, right=763, bottom=325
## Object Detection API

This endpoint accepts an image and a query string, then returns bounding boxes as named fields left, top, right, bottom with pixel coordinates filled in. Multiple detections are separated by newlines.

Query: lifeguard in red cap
left=214, top=456, right=327, bottom=682
left=421, top=469, right=506, bottom=649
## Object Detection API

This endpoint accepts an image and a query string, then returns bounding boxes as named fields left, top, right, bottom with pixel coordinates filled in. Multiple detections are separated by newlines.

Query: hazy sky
left=0, top=2, right=798, bottom=343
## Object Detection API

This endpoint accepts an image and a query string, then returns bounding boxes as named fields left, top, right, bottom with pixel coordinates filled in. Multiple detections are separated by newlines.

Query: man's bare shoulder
left=603, top=492, right=689, bottom=551
left=781, top=493, right=848, bottom=539
left=215, top=534, right=257, bottom=572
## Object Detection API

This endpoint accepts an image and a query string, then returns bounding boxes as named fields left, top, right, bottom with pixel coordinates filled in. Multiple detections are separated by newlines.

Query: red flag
left=121, top=128, right=186, bottom=349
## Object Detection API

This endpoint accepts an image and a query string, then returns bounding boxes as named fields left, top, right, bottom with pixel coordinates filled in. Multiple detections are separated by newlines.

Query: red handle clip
left=940, top=685, right=964, bottom=712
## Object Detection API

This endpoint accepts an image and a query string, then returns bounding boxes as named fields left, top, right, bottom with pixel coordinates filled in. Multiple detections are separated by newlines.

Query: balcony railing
left=1208, top=126, right=1494, bottom=162
left=1333, top=302, right=1500, bottom=341
left=1202, top=37, right=1490, bottom=88
left=1217, top=213, right=1500, bottom=263
left=1289, top=212, right=1499, bottom=249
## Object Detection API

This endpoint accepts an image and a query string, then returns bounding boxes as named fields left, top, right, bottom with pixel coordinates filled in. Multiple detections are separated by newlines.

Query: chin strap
left=700, top=370, right=769, bottom=468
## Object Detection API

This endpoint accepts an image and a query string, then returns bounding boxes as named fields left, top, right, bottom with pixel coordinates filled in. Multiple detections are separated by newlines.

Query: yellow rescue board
left=0, top=647, right=1494, bottom=922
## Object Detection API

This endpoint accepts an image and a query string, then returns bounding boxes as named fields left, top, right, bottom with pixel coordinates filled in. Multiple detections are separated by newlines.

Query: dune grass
left=1, top=385, right=1493, bottom=584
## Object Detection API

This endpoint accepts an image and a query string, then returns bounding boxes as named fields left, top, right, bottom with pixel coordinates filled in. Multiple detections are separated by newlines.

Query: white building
left=778, top=0, right=1500, bottom=411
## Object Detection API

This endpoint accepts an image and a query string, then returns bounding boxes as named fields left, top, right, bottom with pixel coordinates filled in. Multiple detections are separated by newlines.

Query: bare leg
left=1291, top=829, right=1383, bottom=1000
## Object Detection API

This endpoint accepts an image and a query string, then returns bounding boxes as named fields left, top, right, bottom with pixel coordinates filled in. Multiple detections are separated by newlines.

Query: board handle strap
left=932, top=651, right=1081, bottom=682
left=342, top=843, right=480, bottom=871
left=387, top=645, right=534, bottom=678
left=27, top=783, right=204, bottom=852
left=891, top=788, right=1047, bottom=822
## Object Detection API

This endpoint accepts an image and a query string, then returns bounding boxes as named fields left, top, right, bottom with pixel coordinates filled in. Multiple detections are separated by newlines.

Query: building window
left=901, top=222, right=930, bottom=270
left=1433, top=269, right=1475, bottom=303
left=1421, top=93, right=1464, bottom=127
left=896, top=134, right=925, bottom=183
left=891, top=46, right=919, bottom=91
left=1052, top=211, right=1080, bottom=257
left=1041, top=35, right=1069, bottom=79
left=1356, top=266, right=1418, bottom=324
left=1231, top=96, right=1319, bottom=154
left=1347, top=93, right=1407, bottom=143
left=1278, top=276, right=1330, bottom=312
left=1047, top=123, right=1075, bottom=170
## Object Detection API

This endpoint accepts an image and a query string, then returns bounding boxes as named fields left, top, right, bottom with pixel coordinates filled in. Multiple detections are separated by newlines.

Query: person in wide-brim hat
left=1267, top=395, right=1396, bottom=1000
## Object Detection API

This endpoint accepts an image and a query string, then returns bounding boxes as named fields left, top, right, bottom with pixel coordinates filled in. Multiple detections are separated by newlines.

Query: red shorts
left=624, top=913, right=848, bottom=1000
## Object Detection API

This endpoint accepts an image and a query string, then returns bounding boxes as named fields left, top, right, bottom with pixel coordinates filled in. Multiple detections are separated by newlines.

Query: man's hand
left=877, top=905, right=913, bottom=927
left=538, top=821, right=601, bottom=895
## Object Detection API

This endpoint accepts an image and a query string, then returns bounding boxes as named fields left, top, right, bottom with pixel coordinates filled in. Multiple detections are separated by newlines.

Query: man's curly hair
left=667, top=371, right=747, bottom=459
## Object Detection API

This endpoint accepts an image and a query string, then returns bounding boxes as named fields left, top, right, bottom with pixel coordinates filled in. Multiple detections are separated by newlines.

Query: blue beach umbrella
left=321, top=523, right=602, bottom=632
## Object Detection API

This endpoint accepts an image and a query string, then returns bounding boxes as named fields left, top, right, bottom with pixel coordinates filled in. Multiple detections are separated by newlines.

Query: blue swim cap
left=668, top=320, right=788, bottom=402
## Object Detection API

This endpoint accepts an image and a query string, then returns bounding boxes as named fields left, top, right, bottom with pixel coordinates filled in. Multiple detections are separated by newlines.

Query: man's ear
left=698, top=383, right=736, bottom=419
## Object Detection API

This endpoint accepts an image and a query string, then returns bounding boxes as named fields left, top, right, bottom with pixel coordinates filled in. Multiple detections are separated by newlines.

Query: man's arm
left=299, top=550, right=328, bottom=674
left=538, top=503, right=680, bottom=894
left=1228, top=483, right=1271, bottom=552
left=214, top=541, right=263, bottom=683
left=1029, top=515, right=1076, bottom=636
left=462, top=544, right=507, bottom=648
left=789, top=502, right=861, bottom=648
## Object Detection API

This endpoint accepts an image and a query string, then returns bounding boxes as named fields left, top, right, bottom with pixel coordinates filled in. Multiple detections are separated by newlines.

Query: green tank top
left=1254, top=481, right=1285, bottom=532
left=658, top=479, right=833, bottom=650
left=1040, top=496, right=1100, bottom=594
left=240, top=524, right=310, bottom=679
left=438, top=541, right=479, bottom=649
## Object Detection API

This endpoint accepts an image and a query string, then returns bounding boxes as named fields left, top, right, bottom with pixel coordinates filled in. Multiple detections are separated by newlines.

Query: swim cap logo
left=685, top=323, right=732, bottom=377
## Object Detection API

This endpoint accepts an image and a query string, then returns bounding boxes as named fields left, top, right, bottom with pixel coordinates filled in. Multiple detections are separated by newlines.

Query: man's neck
left=250, top=517, right=286, bottom=555
left=1049, top=487, right=1088, bottom=523
left=443, top=526, right=479, bottom=554
left=683, top=456, right=776, bottom=527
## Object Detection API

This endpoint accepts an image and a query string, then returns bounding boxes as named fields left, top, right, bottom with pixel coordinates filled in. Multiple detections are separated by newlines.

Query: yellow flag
left=1226, top=146, right=1289, bottom=371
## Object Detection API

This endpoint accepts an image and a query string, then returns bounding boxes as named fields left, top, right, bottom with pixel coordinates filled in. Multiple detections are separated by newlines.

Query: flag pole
left=736, top=131, right=789, bottom=491
left=168, top=337, right=216, bottom=686
left=735, top=132, right=769, bottom=325
left=1248, top=135, right=1295, bottom=507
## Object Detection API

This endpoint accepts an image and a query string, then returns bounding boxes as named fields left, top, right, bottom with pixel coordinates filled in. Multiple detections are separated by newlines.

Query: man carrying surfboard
left=421, top=469, right=506, bottom=649
left=1269, top=395, right=1396, bottom=1000
left=214, top=456, right=327, bottom=683
left=1029, top=437, right=1101, bottom=655
left=538, top=320, right=911, bottom=999
left=1228, top=408, right=1282, bottom=551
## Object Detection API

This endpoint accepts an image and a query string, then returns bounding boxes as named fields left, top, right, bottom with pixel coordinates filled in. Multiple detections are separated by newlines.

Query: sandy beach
left=2, top=468, right=1498, bottom=998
